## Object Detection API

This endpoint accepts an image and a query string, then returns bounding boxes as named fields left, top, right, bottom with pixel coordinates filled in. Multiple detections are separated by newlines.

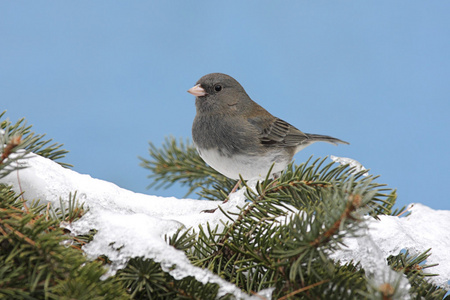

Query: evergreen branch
left=0, top=111, right=72, bottom=174
left=392, top=202, right=411, bottom=217
left=0, top=185, right=128, bottom=298
left=116, top=256, right=233, bottom=299
left=138, top=136, right=450, bottom=299
left=139, top=137, right=237, bottom=198
left=1, top=221, right=38, bottom=248
left=278, top=279, right=329, bottom=300
left=165, top=226, right=197, bottom=251
left=184, top=168, right=394, bottom=298
left=309, top=193, right=362, bottom=248
left=387, top=249, right=448, bottom=299
left=0, top=135, right=21, bottom=165
left=49, top=192, right=86, bottom=223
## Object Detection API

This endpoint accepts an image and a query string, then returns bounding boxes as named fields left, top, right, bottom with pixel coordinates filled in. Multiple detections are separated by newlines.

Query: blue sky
left=1, top=2, right=449, bottom=210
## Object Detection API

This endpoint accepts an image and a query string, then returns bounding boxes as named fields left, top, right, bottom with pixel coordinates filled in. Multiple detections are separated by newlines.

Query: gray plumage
left=188, top=73, right=349, bottom=180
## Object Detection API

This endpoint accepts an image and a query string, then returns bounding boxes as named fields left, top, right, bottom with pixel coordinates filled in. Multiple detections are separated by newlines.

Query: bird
left=188, top=73, right=349, bottom=186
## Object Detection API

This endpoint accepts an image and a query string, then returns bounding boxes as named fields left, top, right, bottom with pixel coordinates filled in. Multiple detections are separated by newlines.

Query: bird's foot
left=201, top=180, right=242, bottom=213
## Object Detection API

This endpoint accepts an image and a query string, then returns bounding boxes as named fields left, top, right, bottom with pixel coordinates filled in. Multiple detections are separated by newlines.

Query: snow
left=330, top=204, right=450, bottom=289
left=330, top=155, right=368, bottom=176
left=1, top=153, right=449, bottom=297
left=1, top=153, right=264, bottom=299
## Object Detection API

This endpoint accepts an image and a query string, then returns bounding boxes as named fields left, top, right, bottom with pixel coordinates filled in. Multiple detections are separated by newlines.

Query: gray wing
left=250, top=117, right=349, bottom=148
left=251, top=117, right=310, bottom=147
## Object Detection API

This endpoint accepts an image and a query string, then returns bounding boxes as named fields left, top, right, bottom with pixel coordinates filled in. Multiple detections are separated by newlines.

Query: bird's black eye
left=214, top=84, right=222, bottom=92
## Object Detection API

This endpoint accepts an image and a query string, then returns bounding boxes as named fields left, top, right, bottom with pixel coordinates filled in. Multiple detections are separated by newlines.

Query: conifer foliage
left=1, top=112, right=448, bottom=299
left=0, top=112, right=127, bottom=299
left=140, top=138, right=449, bottom=300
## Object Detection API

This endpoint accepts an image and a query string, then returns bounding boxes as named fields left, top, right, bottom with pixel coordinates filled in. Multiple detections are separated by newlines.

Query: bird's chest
left=192, top=114, right=255, bottom=155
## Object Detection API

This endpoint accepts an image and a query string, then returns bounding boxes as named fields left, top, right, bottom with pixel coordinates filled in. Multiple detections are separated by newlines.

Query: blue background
left=2, top=1, right=449, bottom=210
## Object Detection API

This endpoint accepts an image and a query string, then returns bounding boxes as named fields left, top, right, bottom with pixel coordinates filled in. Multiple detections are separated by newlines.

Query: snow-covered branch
left=1, top=153, right=449, bottom=297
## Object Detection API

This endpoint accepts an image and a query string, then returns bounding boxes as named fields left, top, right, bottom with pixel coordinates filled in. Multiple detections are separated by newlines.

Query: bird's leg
left=222, top=179, right=242, bottom=204
left=201, top=179, right=242, bottom=213
left=231, top=179, right=242, bottom=193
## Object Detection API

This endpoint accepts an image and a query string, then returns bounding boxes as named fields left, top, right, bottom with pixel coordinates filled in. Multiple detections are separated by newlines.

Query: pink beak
left=187, top=84, right=207, bottom=97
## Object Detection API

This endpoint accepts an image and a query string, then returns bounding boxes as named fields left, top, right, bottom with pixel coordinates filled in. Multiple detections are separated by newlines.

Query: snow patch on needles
left=330, top=155, right=368, bottom=176
left=330, top=206, right=450, bottom=289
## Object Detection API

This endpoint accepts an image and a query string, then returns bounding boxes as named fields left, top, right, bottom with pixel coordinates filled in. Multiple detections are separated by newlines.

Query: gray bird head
left=188, top=73, right=252, bottom=114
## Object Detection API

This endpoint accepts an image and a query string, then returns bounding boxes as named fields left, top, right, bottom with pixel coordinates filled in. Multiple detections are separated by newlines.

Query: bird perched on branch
left=188, top=73, right=349, bottom=188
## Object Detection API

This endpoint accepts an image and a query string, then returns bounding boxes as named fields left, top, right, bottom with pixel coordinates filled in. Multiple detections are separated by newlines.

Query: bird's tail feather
left=306, top=133, right=350, bottom=146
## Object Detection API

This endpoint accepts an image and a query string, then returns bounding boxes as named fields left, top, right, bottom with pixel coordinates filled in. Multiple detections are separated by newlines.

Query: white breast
left=198, top=148, right=290, bottom=180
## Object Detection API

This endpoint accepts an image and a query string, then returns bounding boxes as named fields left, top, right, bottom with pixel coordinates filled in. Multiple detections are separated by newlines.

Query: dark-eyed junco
left=188, top=73, right=349, bottom=181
